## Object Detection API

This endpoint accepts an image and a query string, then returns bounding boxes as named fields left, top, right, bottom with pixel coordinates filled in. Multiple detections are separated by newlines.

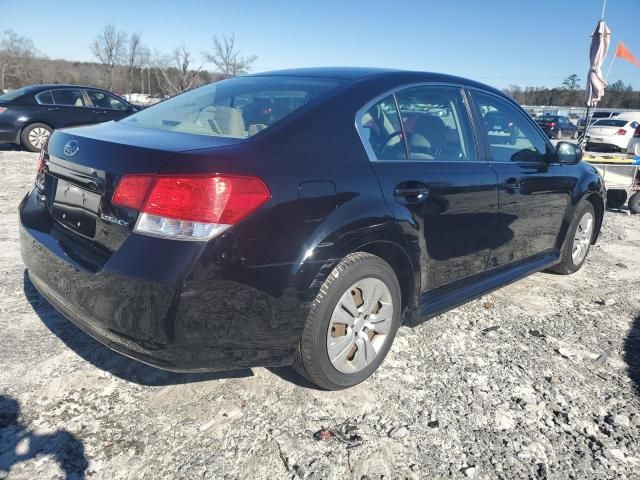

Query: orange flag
left=615, top=42, right=640, bottom=67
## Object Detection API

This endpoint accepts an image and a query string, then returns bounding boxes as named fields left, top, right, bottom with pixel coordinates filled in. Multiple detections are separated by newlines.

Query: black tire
left=607, top=189, right=627, bottom=209
left=20, top=123, right=52, bottom=152
left=629, top=192, right=640, bottom=215
left=293, top=252, right=401, bottom=390
left=549, top=201, right=596, bottom=275
left=556, top=129, right=563, bottom=139
left=572, top=129, right=578, bottom=139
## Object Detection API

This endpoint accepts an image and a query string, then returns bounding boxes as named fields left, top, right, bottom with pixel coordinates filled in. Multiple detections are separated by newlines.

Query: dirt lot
left=1, top=148, right=639, bottom=480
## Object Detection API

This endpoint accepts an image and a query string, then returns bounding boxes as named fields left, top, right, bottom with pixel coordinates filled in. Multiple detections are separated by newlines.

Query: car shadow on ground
left=625, top=313, right=640, bottom=396
left=23, top=272, right=253, bottom=386
left=0, top=143, right=24, bottom=152
left=0, top=395, right=88, bottom=479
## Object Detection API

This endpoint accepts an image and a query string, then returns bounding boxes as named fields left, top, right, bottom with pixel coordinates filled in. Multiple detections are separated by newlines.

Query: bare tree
left=0, top=30, right=37, bottom=90
left=204, top=34, right=256, bottom=79
left=90, top=24, right=127, bottom=90
left=154, top=45, right=202, bottom=96
left=126, top=32, right=145, bottom=94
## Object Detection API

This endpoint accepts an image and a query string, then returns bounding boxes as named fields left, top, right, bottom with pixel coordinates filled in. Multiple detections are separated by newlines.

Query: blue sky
left=3, top=0, right=640, bottom=89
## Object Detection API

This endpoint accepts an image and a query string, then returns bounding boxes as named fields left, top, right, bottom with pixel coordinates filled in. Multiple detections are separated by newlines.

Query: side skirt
left=410, top=252, right=559, bottom=326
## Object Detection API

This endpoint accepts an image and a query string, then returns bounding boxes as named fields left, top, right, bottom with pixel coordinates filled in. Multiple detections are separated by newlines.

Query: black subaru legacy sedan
left=0, top=84, right=138, bottom=152
left=19, top=68, right=605, bottom=390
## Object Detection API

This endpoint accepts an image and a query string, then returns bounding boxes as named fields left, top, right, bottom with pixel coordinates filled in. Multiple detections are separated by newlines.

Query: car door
left=49, top=88, right=97, bottom=127
left=469, top=90, right=573, bottom=268
left=359, top=86, right=499, bottom=293
left=85, top=89, right=132, bottom=122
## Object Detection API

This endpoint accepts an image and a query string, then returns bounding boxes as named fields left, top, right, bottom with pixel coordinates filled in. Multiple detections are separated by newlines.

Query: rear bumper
left=19, top=189, right=303, bottom=372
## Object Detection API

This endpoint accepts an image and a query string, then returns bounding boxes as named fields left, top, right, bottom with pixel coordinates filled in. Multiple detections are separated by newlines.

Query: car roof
left=17, top=84, right=112, bottom=95
left=250, top=67, right=505, bottom=96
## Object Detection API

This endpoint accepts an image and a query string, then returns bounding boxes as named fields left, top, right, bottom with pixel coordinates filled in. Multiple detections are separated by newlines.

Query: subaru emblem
left=63, top=140, right=80, bottom=157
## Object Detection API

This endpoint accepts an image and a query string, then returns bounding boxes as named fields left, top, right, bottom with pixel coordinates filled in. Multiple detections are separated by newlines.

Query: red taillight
left=0, top=107, right=7, bottom=114
left=112, top=174, right=270, bottom=240
left=112, top=175, right=154, bottom=210
left=634, top=126, right=640, bottom=138
left=35, top=149, right=45, bottom=188
left=615, top=128, right=627, bottom=135
left=546, top=122, right=556, bottom=128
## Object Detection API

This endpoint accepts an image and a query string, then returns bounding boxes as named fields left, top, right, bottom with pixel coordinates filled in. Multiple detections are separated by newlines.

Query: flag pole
left=605, top=52, right=616, bottom=81
left=601, top=0, right=607, bottom=19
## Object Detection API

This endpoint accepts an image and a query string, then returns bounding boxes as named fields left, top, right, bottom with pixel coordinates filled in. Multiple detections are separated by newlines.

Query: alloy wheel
left=572, top=211, right=593, bottom=265
left=28, top=127, right=50, bottom=150
left=326, top=277, right=393, bottom=374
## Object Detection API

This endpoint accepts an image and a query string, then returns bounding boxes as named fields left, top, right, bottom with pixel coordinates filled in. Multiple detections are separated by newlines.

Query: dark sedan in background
left=0, top=84, right=138, bottom=151
left=535, top=115, right=578, bottom=139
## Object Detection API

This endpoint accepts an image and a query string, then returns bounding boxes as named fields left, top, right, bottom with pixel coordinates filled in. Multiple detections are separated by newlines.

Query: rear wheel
left=629, top=192, right=640, bottom=215
left=572, top=129, right=578, bottom=139
left=607, top=189, right=627, bottom=209
left=556, top=129, right=563, bottom=139
left=294, top=252, right=401, bottom=390
left=21, top=123, right=52, bottom=152
left=549, top=202, right=595, bottom=275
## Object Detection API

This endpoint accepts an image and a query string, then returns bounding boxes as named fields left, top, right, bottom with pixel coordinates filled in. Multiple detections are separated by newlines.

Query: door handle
left=394, top=183, right=429, bottom=203
left=47, top=107, right=58, bottom=111
left=92, top=110, right=106, bottom=115
left=501, top=178, right=521, bottom=192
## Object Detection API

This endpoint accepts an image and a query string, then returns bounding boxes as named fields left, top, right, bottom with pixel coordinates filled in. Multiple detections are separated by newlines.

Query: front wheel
left=549, top=202, right=596, bottom=275
left=629, top=192, right=640, bottom=215
left=294, top=252, right=401, bottom=390
left=21, top=123, right=52, bottom=152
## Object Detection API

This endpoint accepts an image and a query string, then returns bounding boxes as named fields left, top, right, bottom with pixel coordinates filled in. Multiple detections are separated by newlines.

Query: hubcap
left=572, top=211, right=593, bottom=265
left=326, top=277, right=393, bottom=374
left=28, top=127, right=50, bottom=149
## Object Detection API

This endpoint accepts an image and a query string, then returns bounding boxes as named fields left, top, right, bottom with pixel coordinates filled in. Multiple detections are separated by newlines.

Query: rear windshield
left=121, top=76, right=342, bottom=138
left=593, top=112, right=617, bottom=118
left=593, top=119, right=627, bottom=127
left=0, top=87, right=30, bottom=101
left=537, top=116, right=558, bottom=122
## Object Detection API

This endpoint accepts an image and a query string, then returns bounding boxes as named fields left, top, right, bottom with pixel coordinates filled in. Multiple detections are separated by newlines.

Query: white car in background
left=586, top=117, right=639, bottom=152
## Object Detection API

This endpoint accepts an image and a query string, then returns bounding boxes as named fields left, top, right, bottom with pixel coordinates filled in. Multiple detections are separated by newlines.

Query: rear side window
left=51, top=89, right=86, bottom=107
left=358, top=95, right=405, bottom=160
left=472, top=91, right=548, bottom=163
left=35, top=91, right=54, bottom=105
left=396, top=86, right=474, bottom=161
left=121, top=76, right=341, bottom=139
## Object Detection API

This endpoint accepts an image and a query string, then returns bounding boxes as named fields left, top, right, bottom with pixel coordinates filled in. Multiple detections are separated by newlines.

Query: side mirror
left=556, top=141, right=582, bottom=164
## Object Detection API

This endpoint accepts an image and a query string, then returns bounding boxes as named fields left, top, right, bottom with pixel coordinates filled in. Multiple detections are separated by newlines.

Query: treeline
left=0, top=27, right=256, bottom=97
left=503, top=74, right=640, bottom=109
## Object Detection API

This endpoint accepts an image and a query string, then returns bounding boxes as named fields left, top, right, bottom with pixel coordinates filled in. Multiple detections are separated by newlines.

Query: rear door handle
left=47, top=107, right=59, bottom=111
left=501, top=178, right=521, bottom=192
left=394, top=183, right=429, bottom=203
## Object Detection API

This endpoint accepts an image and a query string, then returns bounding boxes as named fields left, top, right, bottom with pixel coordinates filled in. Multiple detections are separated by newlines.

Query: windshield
left=0, top=87, right=30, bottom=101
left=121, top=76, right=342, bottom=139
left=593, top=119, right=627, bottom=127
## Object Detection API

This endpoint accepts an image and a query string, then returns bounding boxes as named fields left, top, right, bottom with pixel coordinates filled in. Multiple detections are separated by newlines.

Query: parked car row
left=0, top=84, right=138, bottom=151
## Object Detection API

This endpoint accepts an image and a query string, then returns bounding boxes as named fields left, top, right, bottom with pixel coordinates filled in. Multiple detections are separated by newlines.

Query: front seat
left=409, top=115, right=448, bottom=159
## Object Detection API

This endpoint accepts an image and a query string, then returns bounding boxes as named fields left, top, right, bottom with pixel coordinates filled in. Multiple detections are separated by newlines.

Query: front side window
left=121, top=76, right=341, bottom=139
left=87, top=90, right=127, bottom=110
left=358, top=95, right=405, bottom=160
left=396, top=86, right=474, bottom=161
left=472, top=91, right=548, bottom=163
left=51, top=89, right=86, bottom=107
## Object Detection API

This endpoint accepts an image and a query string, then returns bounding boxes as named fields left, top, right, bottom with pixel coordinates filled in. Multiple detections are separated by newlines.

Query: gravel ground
left=1, top=147, right=639, bottom=480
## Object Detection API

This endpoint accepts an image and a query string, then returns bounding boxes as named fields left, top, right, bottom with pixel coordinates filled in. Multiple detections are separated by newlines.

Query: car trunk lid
left=41, top=122, right=244, bottom=255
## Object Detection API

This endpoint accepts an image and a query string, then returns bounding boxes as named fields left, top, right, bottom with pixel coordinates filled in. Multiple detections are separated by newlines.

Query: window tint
left=473, top=91, right=548, bottom=163
left=35, top=91, right=54, bottom=105
left=121, top=76, right=341, bottom=139
left=593, top=119, right=627, bottom=127
left=87, top=90, right=127, bottom=110
left=52, top=89, right=86, bottom=107
left=359, top=95, right=405, bottom=160
left=396, top=86, right=474, bottom=161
